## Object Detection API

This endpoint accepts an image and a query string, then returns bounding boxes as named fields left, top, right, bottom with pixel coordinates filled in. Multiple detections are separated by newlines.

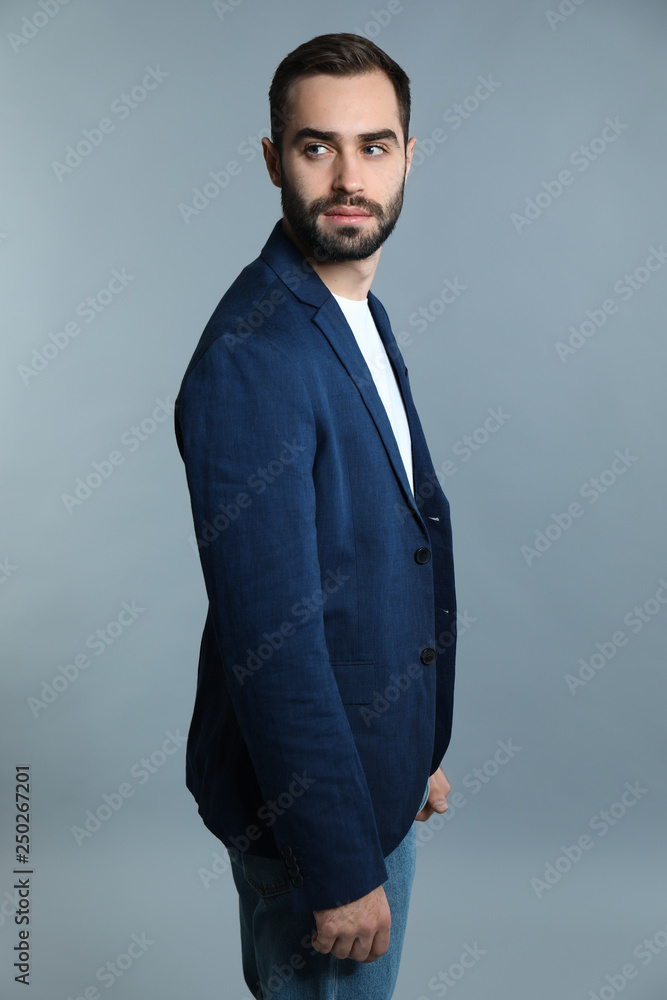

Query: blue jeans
left=229, top=780, right=430, bottom=1000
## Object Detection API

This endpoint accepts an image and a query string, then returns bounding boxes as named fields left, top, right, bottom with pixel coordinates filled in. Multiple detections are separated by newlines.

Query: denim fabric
left=229, top=818, right=420, bottom=1000
left=417, top=778, right=430, bottom=813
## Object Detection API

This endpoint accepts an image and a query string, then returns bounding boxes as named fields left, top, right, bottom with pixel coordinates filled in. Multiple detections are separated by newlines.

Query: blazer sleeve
left=175, top=333, right=389, bottom=913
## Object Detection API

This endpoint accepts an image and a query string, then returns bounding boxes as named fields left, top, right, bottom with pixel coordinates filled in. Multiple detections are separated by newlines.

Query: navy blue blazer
left=174, top=219, right=456, bottom=914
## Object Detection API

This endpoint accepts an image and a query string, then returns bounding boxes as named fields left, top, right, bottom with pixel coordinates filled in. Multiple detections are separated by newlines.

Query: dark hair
left=268, top=33, right=411, bottom=156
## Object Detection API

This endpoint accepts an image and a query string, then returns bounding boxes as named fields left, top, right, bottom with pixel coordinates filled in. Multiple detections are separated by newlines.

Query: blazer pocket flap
left=329, top=659, right=375, bottom=705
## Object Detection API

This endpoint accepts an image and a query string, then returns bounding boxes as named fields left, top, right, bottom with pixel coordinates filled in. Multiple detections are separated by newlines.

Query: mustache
left=311, top=196, right=383, bottom=219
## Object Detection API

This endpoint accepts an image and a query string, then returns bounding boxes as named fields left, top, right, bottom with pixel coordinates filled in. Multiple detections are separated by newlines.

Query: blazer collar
left=260, top=218, right=330, bottom=308
left=260, top=219, right=429, bottom=529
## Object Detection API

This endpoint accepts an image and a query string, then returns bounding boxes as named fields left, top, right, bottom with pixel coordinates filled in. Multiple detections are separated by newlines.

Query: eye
left=304, top=143, right=329, bottom=156
left=363, top=144, right=387, bottom=156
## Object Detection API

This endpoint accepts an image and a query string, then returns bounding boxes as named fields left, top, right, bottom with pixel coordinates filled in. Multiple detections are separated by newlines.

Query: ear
left=262, top=137, right=282, bottom=188
left=404, top=136, right=417, bottom=181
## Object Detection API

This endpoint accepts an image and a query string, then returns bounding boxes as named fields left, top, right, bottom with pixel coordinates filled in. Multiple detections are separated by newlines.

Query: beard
left=279, top=163, right=407, bottom=263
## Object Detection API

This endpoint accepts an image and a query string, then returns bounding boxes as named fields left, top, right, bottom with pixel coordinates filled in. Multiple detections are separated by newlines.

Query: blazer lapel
left=313, top=298, right=419, bottom=511
left=367, top=291, right=438, bottom=513
left=260, top=220, right=430, bottom=526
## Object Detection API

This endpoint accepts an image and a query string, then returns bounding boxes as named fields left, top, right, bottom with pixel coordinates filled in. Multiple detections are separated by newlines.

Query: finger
left=348, top=931, right=387, bottom=964
left=434, top=772, right=450, bottom=795
left=333, top=936, right=366, bottom=962
left=311, top=931, right=334, bottom=955
left=438, top=770, right=451, bottom=796
left=433, top=775, right=450, bottom=810
left=367, top=925, right=391, bottom=961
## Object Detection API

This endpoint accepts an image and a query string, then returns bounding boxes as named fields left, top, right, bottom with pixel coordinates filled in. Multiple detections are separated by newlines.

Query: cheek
left=290, top=166, right=329, bottom=197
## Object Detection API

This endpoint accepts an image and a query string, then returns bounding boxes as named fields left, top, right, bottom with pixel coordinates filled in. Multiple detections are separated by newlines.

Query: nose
left=331, top=150, right=363, bottom=197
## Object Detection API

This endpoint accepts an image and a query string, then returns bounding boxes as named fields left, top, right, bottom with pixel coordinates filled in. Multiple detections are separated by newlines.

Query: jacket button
left=415, top=546, right=431, bottom=564
left=291, top=873, right=304, bottom=887
left=420, top=647, right=437, bottom=665
left=286, top=861, right=300, bottom=875
left=280, top=845, right=294, bottom=859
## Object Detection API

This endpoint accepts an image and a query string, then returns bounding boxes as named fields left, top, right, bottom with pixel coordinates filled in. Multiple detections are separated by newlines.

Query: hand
left=311, top=883, right=391, bottom=963
left=415, top=767, right=450, bottom=822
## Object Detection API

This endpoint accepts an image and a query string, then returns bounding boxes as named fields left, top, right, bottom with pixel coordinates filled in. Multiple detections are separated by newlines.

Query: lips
left=324, top=206, right=372, bottom=217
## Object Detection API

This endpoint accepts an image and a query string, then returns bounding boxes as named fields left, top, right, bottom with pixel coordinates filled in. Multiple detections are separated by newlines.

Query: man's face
left=270, top=70, right=415, bottom=262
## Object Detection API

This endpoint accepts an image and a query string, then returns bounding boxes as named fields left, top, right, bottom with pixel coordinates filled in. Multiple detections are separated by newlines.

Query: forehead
left=285, top=70, right=401, bottom=136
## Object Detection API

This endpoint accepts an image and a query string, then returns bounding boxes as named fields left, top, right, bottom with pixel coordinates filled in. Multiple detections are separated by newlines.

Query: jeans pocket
left=240, top=855, right=291, bottom=899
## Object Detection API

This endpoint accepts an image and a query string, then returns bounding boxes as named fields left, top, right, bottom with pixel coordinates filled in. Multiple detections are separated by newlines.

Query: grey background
left=2, top=0, right=666, bottom=997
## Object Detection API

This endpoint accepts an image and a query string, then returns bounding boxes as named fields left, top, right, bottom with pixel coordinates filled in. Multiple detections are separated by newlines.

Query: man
left=174, top=33, right=457, bottom=1000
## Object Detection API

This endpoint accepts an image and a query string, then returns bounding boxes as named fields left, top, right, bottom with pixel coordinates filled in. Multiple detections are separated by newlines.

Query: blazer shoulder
left=176, top=267, right=320, bottom=411
left=179, top=258, right=276, bottom=375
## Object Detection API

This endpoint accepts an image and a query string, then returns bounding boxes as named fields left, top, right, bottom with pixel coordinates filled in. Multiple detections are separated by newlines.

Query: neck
left=281, top=217, right=380, bottom=301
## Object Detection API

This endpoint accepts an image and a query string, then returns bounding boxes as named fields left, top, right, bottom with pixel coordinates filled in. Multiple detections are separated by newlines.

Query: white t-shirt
left=332, top=293, right=414, bottom=496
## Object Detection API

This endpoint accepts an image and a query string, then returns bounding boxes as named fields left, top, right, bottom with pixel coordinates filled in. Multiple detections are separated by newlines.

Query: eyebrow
left=291, top=127, right=400, bottom=149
